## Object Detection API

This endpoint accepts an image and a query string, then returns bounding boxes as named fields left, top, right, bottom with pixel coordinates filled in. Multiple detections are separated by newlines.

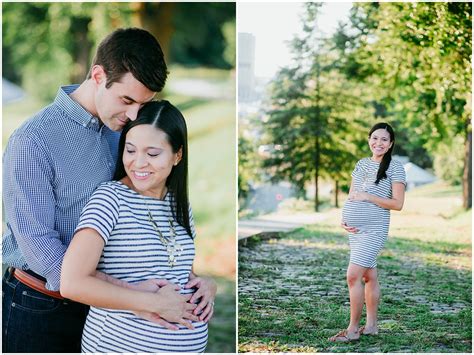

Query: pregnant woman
left=61, top=101, right=213, bottom=352
left=329, top=122, right=406, bottom=342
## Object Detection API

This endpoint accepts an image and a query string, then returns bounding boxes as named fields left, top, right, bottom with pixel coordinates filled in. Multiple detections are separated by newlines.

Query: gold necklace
left=144, top=200, right=183, bottom=268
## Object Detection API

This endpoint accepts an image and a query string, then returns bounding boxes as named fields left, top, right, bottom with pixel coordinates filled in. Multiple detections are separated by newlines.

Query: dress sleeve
left=75, top=183, right=120, bottom=244
left=390, top=160, right=407, bottom=186
left=351, top=159, right=363, bottom=178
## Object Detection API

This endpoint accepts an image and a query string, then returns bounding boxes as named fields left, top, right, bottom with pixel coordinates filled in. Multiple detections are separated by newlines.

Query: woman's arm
left=341, top=180, right=359, bottom=234
left=349, top=182, right=405, bottom=211
left=61, top=228, right=198, bottom=328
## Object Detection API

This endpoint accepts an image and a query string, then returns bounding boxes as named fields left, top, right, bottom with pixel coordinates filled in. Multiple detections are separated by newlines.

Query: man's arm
left=185, top=268, right=217, bottom=322
left=3, top=133, right=66, bottom=290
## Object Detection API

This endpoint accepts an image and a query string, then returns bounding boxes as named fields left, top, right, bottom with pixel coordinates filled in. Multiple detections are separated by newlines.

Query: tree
left=262, top=3, right=370, bottom=211
left=2, top=2, right=236, bottom=101
left=339, top=2, right=472, bottom=208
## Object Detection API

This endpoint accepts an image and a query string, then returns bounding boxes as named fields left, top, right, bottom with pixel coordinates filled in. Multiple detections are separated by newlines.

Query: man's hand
left=185, top=276, right=217, bottom=323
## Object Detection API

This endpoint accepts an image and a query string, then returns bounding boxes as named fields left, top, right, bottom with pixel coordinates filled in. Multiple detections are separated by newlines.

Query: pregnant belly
left=342, top=200, right=388, bottom=228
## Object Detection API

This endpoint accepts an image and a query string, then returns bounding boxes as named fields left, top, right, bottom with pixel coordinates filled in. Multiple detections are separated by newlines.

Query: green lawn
left=238, top=181, right=471, bottom=352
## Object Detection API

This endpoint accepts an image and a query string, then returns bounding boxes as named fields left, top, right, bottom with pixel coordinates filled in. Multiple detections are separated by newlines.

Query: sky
left=238, top=2, right=353, bottom=79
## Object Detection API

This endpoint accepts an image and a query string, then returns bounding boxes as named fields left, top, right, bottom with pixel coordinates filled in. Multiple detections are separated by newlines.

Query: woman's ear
left=174, top=147, right=183, bottom=166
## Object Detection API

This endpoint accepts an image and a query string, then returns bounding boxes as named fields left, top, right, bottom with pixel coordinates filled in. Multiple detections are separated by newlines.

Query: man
left=2, top=27, right=216, bottom=353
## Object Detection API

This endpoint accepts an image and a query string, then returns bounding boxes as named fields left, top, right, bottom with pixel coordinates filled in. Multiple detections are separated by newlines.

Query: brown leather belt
left=12, top=268, right=64, bottom=300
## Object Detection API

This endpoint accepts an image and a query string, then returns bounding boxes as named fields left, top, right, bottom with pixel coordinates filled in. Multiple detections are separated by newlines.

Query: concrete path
left=238, top=211, right=327, bottom=239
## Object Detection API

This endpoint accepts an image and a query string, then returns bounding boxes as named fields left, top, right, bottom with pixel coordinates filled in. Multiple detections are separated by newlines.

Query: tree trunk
left=70, top=17, right=93, bottom=83
left=314, top=135, right=319, bottom=212
left=334, top=180, right=339, bottom=208
left=131, top=2, right=175, bottom=65
left=463, top=125, right=472, bottom=209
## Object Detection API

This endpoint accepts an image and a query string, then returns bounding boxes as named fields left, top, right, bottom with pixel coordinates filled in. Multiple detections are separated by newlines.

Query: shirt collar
left=54, top=85, right=101, bottom=131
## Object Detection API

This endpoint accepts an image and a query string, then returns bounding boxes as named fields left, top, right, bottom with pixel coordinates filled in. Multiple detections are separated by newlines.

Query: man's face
left=94, top=70, right=156, bottom=131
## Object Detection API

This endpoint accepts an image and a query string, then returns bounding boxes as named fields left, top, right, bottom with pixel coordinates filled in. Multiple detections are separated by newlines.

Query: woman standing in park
left=329, top=122, right=406, bottom=342
left=61, top=101, right=213, bottom=352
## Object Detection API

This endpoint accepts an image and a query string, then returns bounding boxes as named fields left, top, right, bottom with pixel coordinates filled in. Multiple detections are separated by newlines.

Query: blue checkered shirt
left=2, top=85, right=120, bottom=291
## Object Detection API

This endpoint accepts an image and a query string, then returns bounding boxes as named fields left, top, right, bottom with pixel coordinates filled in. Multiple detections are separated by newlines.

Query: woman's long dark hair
left=369, top=122, right=395, bottom=185
left=114, top=100, right=191, bottom=238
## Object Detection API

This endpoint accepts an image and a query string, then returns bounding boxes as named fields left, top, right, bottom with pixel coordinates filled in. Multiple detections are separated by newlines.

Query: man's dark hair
left=87, top=27, right=168, bottom=92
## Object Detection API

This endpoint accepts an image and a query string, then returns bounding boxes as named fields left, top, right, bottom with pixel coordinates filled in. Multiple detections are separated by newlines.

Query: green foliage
left=433, top=136, right=464, bottom=186
left=262, top=3, right=372, bottom=209
left=171, top=2, right=235, bottom=69
left=2, top=2, right=236, bottom=101
left=238, top=135, right=255, bottom=203
left=338, top=2, right=472, bottom=188
left=222, top=19, right=236, bottom=68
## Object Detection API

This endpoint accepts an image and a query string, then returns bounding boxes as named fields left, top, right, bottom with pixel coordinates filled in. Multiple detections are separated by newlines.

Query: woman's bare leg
left=362, top=267, right=379, bottom=334
left=346, top=263, right=367, bottom=335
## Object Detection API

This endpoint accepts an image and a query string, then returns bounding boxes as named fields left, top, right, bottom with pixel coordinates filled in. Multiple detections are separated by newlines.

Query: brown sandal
left=328, top=329, right=360, bottom=343
left=358, top=325, right=378, bottom=336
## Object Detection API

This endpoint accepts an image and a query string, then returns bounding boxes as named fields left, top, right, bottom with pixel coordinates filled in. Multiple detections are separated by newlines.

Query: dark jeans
left=2, top=268, right=89, bottom=353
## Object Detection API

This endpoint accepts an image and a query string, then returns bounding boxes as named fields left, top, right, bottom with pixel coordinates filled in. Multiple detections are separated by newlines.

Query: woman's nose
left=134, top=154, right=148, bottom=168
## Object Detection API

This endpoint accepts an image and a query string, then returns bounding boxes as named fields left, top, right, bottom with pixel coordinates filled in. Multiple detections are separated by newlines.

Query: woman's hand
left=130, top=279, right=183, bottom=330
left=348, top=190, right=371, bottom=202
left=185, top=276, right=217, bottom=323
left=341, top=222, right=358, bottom=234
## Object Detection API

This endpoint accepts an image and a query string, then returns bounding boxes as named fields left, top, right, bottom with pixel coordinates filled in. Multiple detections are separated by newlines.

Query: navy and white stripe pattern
left=76, top=181, right=207, bottom=353
left=2, top=85, right=120, bottom=290
left=342, top=158, right=406, bottom=268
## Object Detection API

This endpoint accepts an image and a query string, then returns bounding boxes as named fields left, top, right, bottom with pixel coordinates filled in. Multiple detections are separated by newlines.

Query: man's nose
left=126, top=104, right=141, bottom=121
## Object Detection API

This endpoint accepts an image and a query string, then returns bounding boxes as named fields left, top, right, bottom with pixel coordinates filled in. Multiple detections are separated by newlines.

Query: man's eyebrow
left=122, top=95, right=137, bottom=103
left=122, top=94, right=156, bottom=104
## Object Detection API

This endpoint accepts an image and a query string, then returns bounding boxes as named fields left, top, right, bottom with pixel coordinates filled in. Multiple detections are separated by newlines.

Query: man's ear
left=90, top=65, right=106, bottom=86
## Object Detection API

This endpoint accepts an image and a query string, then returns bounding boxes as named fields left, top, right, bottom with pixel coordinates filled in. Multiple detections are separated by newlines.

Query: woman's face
left=123, top=124, right=181, bottom=197
left=368, top=128, right=393, bottom=159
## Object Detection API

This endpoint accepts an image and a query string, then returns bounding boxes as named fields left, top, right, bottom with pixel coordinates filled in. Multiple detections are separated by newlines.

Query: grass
left=238, top=181, right=471, bottom=352
left=2, top=66, right=236, bottom=353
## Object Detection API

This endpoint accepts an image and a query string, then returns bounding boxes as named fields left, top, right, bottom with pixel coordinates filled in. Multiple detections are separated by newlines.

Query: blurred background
left=238, top=1, right=471, bottom=216
left=2, top=2, right=236, bottom=352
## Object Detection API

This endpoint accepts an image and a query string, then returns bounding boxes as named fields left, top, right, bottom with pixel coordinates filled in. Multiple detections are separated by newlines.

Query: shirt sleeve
left=3, top=133, right=66, bottom=291
left=390, top=159, right=407, bottom=186
left=75, top=183, right=120, bottom=244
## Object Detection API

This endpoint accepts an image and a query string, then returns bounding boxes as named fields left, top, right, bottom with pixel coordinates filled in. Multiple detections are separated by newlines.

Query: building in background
left=238, top=32, right=256, bottom=103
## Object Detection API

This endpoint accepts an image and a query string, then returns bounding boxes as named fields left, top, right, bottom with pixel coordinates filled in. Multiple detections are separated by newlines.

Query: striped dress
left=342, top=158, right=406, bottom=268
left=75, top=181, right=208, bottom=353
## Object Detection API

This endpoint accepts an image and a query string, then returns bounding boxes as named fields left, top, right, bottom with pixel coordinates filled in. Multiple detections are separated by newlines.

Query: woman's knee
left=346, top=269, right=363, bottom=287
left=363, top=268, right=378, bottom=284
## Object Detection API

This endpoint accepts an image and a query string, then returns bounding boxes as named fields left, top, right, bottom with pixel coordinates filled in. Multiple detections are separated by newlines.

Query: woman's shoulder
left=355, top=157, right=371, bottom=167
left=388, top=158, right=404, bottom=171
left=92, top=180, right=131, bottom=202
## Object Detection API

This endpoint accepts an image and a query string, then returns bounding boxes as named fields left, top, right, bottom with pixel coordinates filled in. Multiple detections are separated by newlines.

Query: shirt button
left=91, top=118, right=97, bottom=124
